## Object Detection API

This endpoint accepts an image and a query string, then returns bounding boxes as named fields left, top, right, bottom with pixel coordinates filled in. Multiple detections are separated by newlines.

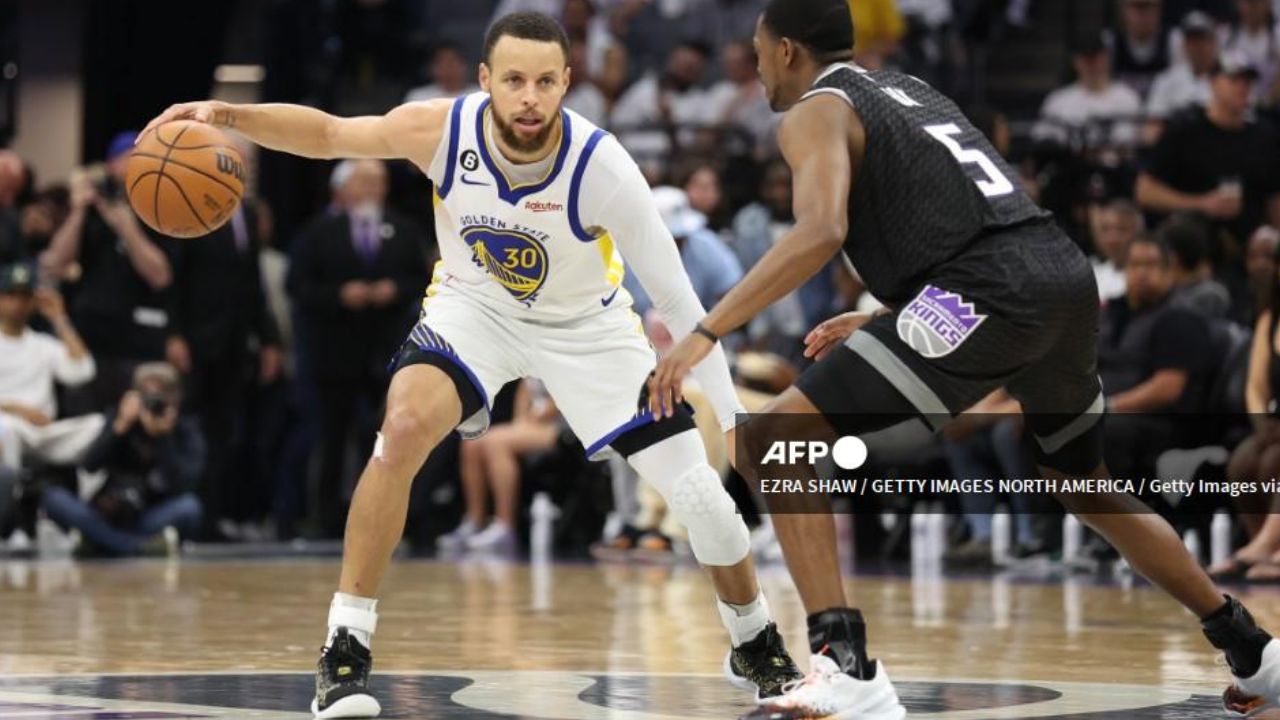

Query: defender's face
left=480, top=36, right=570, bottom=154
left=753, top=18, right=786, bottom=112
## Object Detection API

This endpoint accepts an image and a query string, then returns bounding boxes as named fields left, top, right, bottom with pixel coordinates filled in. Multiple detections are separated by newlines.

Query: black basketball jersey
left=805, top=64, right=1051, bottom=305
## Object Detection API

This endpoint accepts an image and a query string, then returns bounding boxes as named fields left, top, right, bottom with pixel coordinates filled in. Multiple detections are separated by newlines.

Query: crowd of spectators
left=2, top=0, right=1280, bottom=569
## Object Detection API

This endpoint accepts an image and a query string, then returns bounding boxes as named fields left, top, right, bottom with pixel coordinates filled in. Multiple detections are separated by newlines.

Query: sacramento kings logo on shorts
left=896, top=285, right=987, bottom=358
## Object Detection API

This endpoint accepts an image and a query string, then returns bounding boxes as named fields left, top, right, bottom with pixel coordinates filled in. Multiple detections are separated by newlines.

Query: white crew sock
left=327, top=592, right=378, bottom=648
left=717, top=592, right=771, bottom=647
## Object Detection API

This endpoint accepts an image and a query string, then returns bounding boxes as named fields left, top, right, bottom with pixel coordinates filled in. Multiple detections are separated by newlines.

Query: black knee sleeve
left=1031, top=412, right=1106, bottom=475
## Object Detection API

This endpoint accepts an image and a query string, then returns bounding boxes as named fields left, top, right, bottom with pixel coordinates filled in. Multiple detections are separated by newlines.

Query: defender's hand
left=803, top=311, right=878, bottom=360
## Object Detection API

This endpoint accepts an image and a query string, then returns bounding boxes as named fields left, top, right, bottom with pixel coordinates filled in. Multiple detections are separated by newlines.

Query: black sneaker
left=724, top=622, right=804, bottom=700
left=311, top=628, right=381, bottom=718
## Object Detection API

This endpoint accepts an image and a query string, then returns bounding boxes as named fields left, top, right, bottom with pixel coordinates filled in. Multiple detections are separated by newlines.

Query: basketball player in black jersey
left=650, top=0, right=1280, bottom=717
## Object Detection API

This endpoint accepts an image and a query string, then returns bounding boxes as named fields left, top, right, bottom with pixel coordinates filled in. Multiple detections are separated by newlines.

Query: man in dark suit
left=165, top=197, right=283, bottom=539
left=288, top=159, right=430, bottom=537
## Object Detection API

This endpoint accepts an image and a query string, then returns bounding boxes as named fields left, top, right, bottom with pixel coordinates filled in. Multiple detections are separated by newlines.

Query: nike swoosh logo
left=460, top=173, right=489, bottom=187
left=601, top=288, right=620, bottom=307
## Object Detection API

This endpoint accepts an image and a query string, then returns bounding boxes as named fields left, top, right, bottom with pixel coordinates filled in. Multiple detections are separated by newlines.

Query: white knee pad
left=627, top=431, right=750, bottom=567
left=666, top=463, right=751, bottom=566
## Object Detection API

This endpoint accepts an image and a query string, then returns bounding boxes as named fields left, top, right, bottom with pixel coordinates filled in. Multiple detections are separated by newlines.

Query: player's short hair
left=483, top=12, right=571, bottom=66
left=762, top=0, right=854, bottom=63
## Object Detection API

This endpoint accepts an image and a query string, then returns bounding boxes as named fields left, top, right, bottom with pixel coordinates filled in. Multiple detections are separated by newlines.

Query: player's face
left=753, top=18, right=788, bottom=112
left=481, top=36, right=570, bottom=155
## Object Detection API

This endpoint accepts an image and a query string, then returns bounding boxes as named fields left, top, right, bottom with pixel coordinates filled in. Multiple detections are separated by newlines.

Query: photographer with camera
left=40, top=363, right=204, bottom=557
left=39, top=131, right=173, bottom=410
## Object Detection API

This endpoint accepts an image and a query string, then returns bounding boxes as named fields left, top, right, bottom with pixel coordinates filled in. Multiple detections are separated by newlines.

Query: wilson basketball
left=126, top=120, right=245, bottom=238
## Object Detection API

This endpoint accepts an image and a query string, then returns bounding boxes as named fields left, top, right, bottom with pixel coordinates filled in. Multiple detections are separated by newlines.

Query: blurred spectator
left=437, top=380, right=563, bottom=554
left=677, top=161, right=731, bottom=232
left=611, top=40, right=713, bottom=180
left=1248, top=225, right=1280, bottom=313
left=1033, top=34, right=1143, bottom=149
left=40, top=132, right=173, bottom=409
left=1213, top=247, right=1280, bottom=580
left=0, top=150, right=28, bottom=263
left=41, top=363, right=203, bottom=557
left=0, top=264, right=102, bottom=476
left=730, top=161, right=840, bottom=358
left=1136, top=51, right=1280, bottom=247
left=1109, top=0, right=1172, bottom=97
left=897, top=0, right=955, bottom=86
left=327, top=0, right=418, bottom=115
left=19, top=187, right=70, bottom=260
left=623, top=186, right=742, bottom=316
left=1147, top=11, right=1219, bottom=121
left=1090, top=199, right=1143, bottom=303
left=165, top=199, right=282, bottom=539
left=703, top=40, right=778, bottom=157
left=1221, top=0, right=1280, bottom=106
left=1162, top=216, right=1232, bottom=318
left=562, top=0, right=617, bottom=80
left=287, top=159, right=429, bottom=537
left=684, top=0, right=771, bottom=71
left=1100, top=236, right=1212, bottom=477
left=849, top=0, right=907, bottom=69
left=565, top=42, right=609, bottom=126
left=404, top=42, right=480, bottom=103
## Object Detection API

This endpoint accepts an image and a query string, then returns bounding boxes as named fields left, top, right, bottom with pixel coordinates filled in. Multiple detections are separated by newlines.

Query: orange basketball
left=126, top=120, right=245, bottom=239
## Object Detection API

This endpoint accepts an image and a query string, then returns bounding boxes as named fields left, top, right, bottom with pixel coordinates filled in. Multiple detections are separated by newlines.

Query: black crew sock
left=807, top=607, right=876, bottom=680
left=1203, top=595, right=1272, bottom=679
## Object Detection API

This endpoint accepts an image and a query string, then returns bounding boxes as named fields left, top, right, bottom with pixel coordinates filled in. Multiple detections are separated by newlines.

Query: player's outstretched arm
left=647, top=95, right=857, bottom=416
left=698, top=95, right=855, bottom=338
left=140, top=99, right=452, bottom=168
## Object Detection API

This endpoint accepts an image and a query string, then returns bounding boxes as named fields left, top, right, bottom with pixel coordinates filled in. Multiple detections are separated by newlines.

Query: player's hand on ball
left=140, top=100, right=234, bottom=139
left=803, top=311, right=877, bottom=360
left=648, top=333, right=714, bottom=419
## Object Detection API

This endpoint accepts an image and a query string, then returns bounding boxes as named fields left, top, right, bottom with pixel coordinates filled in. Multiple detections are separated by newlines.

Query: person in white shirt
left=1221, top=0, right=1280, bottom=104
left=563, top=42, right=608, bottom=126
left=1147, top=11, right=1219, bottom=121
left=703, top=39, right=780, bottom=158
left=1088, top=199, right=1144, bottom=303
left=1033, top=33, right=1143, bottom=148
left=0, top=263, right=103, bottom=475
left=144, top=12, right=801, bottom=718
left=610, top=40, right=714, bottom=180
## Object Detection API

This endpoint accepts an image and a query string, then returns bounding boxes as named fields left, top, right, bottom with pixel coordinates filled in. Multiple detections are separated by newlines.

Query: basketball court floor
left=4, top=556, right=1276, bottom=719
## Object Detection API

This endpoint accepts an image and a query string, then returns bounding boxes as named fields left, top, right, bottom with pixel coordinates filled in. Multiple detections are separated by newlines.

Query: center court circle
left=832, top=435, right=868, bottom=470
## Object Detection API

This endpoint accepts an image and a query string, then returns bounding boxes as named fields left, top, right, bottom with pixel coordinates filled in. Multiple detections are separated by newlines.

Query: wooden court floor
left=4, top=557, right=1280, bottom=718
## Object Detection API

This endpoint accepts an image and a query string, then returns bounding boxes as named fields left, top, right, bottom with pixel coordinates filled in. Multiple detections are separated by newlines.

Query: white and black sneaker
left=742, top=654, right=906, bottom=720
left=312, top=628, right=381, bottom=719
left=1206, top=596, right=1279, bottom=716
left=724, top=622, right=804, bottom=700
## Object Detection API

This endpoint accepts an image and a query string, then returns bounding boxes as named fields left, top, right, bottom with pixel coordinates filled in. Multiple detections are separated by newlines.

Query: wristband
left=693, top=322, right=718, bottom=344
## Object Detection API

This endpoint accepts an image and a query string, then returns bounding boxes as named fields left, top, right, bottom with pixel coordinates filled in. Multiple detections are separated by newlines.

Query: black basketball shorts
left=796, top=221, right=1104, bottom=470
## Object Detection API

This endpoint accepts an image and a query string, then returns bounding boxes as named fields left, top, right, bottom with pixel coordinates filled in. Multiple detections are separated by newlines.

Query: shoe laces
left=779, top=649, right=843, bottom=697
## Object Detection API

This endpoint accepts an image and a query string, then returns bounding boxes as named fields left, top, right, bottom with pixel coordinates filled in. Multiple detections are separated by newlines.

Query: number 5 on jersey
left=923, top=123, right=1015, bottom=198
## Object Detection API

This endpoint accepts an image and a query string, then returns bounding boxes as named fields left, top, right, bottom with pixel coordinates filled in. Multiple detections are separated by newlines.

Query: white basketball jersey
left=425, top=92, right=629, bottom=321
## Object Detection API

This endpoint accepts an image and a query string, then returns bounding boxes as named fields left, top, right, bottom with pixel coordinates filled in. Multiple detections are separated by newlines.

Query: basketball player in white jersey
left=144, top=12, right=803, bottom=719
